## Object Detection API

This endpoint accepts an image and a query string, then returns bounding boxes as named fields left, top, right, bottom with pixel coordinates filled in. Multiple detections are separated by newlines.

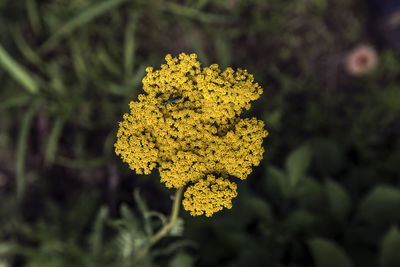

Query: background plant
left=0, top=0, right=400, bottom=266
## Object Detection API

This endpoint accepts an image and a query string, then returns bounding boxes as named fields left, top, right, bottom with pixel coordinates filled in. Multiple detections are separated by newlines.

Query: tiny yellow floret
left=114, top=53, right=268, bottom=216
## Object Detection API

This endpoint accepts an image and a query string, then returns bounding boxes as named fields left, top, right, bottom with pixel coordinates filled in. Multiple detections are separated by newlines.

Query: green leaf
left=380, top=226, right=400, bottom=267
left=295, top=177, right=325, bottom=212
left=356, top=185, right=400, bottom=224
left=168, top=251, right=194, bottom=267
left=285, top=145, right=312, bottom=189
left=243, top=196, right=274, bottom=223
left=169, top=218, right=184, bottom=236
left=119, top=204, right=140, bottom=230
left=266, top=166, right=288, bottom=199
left=380, top=87, right=400, bottom=111
left=153, top=240, right=197, bottom=257
left=0, top=242, right=17, bottom=256
left=309, top=238, right=354, bottom=267
left=324, top=180, right=351, bottom=221
left=89, top=206, right=108, bottom=257
left=0, top=44, right=39, bottom=94
left=284, top=209, right=318, bottom=232
left=134, top=189, right=152, bottom=236
left=312, top=139, right=344, bottom=175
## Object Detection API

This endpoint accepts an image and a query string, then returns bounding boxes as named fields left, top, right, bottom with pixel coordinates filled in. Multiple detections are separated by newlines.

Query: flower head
left=344, top=44, right=378, bottom=76
left=115, top=53, right=268, bottom=216
left=182, top=175, right=237, bottom=217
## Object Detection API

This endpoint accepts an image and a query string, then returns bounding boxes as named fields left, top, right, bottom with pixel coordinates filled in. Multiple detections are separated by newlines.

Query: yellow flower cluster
left=115, top=53, right=268, bottom=216
left=182, top=175, right=237, bottom=217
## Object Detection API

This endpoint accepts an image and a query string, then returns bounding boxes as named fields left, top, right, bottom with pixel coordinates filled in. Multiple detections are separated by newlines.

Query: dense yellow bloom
left=115, top=53, right=268, bottom=216
left=182, top=175, right=237, bottom=217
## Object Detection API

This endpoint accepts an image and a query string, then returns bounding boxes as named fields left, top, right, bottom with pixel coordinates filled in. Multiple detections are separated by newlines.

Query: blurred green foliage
left=0, top=0, right=400, bottom=266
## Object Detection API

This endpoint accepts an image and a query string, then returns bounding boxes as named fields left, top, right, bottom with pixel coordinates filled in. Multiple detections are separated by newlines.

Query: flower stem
left=134, top=187, right=184, bottom=261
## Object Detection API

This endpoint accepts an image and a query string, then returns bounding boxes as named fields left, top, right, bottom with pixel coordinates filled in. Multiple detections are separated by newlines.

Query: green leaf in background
left=0, top=44, right=39, bottom=94
left=324, top=179, right=351, bottom=221
left=380, top=226, right=400, bottom=267
left=169, top=218, right=184, bottom=236
left=266, top=166, right=288, bottom=200
left=356, top=185, right=400, bottom=224
left=284, top=209, right=318, bottom=232
left=89, top=206, right=108, bottom=258
left=295, top=177, right=325, bottom=212
left=311, top=139, right=344, bottom=175
left=0, top=259, right=10, bottom=267
left=168, top=251, right=194, bottom=267
left=309, top=238, right=354, bottom=267
left=0, top=242, right=17, bottom=258
left=285, top=145, right=312, bottom=189
left=243, top=195, right=274, bottom=224
left=134, top=189, right=152, bottom=236
left=263, top=109, right=282, bottom=130
left=380, top=87, right=400, bottom=111
left=119, top=204, right=140, bottom=230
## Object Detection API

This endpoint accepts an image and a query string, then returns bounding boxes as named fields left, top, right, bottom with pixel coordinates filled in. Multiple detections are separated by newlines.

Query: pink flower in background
left=344, top=44, right=378, bottom=76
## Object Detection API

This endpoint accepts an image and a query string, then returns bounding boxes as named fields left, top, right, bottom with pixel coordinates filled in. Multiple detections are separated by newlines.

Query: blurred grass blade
left=25, top=0, right=41, bottom=34
left=14, top=30, right=43, bottom=67
left=161, top=2, right=230, bottom=24
left=90, top=206, right=109, bottom=257
left=16, top=101, right=40, bottom=200
left=0, top=94, right=31, bottom=110
left=134, top=189, right=152, bottom=236
left=54, top=156, right=106, bottom=169
left=128, top=63, right=147, bottom=87
left=40, top=0, right=127, bottom=53
left=69, top=39, right=88, bottom=83
left=214, top=33, right=232, bottom=69
left=45, top=117, right=65, bottom=166
left=124, top=15, right=137, bottom=79
left=97, top=48, right=120, bottom=76
left=179, top=21, right=209, bottom=65
left=0, top=44, right=39, bottom=94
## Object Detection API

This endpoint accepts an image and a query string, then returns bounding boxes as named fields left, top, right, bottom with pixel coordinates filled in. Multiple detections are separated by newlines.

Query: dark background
left=0, top=0, right=400, bottom=266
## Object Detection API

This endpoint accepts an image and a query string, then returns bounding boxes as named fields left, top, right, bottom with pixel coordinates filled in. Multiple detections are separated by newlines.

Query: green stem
left=135, top=187, right=184, bottom=262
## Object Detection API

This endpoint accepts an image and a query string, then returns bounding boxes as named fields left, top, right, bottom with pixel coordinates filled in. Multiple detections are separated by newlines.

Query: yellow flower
left=114, top=53, right=268, bottom=216
left=182, top=175, right=237, bottom=217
